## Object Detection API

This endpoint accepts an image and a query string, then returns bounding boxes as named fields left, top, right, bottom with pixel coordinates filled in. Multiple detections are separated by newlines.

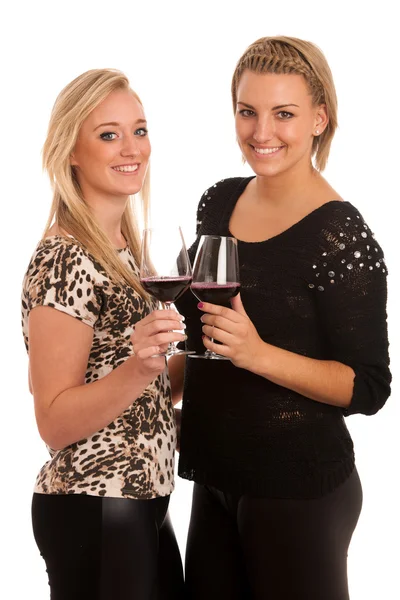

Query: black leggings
left=185, top=468, right=363, bottom=600
left=32, top=493, right=184, bottom=600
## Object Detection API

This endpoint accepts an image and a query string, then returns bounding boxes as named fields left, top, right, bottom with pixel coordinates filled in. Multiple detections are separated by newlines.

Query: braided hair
left=231, top=36, right=337, bottom=171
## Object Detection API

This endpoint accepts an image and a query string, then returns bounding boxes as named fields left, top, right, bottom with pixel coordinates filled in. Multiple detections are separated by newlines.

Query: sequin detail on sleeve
left=308, top=209, right=387, bottom=291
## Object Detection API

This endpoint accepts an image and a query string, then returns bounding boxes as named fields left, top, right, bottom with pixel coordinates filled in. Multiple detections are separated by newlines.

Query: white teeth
left=112, top=164, right=138, bottom=172
left=253, top=146, right=282, bottom=155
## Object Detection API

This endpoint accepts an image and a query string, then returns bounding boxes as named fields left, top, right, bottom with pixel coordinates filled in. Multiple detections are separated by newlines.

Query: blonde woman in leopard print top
left=21, top=69, right=184, bottom=599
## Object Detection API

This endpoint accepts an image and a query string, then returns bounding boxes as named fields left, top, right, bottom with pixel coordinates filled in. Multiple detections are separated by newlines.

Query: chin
left=117, top=182, right=144, bottom=196
left=247, top=161, right=284, bottom=178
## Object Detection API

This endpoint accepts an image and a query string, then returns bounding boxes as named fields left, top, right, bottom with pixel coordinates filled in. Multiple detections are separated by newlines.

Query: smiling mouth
left=112, top=164, right=139, bottom=172
left=251, top=146, right=284, bottom=155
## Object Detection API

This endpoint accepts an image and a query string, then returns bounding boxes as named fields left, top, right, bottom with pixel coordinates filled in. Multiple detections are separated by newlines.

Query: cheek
left=235, top=119, right=251, bottom=144
left=82, top=143, right=115, bottom=170
left=142, top=139, right=151, bottom=159
left=279, top=121, right=313, bottom=145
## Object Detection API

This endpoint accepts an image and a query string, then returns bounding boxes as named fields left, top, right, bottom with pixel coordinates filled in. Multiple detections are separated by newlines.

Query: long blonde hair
left=42, top=68, right=149, bottom=297
left=231, top=36, right=338, bottom=171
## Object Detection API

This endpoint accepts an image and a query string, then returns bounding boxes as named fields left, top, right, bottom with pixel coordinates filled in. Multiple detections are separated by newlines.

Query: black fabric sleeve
left=312, top=211, right=391, bottom=416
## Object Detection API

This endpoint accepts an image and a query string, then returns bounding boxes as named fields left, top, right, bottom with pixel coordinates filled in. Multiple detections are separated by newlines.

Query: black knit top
left=175, top=177, right=391, bottom=499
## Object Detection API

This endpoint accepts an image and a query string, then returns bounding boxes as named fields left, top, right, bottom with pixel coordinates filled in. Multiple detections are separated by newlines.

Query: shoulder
left=308, top=201, right=387, bottom=290
left=317, top=201, right=383, bottom=257
left=196, top=177, right=252, bottom=229
left=198, top=177, right=251, bottom=207
left=23, top=236, right=104, bottom=294
left=22, top=236, right=104, bottom=326
left=27, top=236, right=100, bottom=275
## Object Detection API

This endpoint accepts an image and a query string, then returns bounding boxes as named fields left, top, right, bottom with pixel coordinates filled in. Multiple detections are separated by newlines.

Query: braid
left=231, top=36, right=337, bottom=171
left=232, top=38, right=325, bottom=108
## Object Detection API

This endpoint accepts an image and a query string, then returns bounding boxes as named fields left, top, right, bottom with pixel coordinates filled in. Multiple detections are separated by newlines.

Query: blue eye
left=100, top=132, right=117, bottom=141
left=135, top=128, right=148, bottom=136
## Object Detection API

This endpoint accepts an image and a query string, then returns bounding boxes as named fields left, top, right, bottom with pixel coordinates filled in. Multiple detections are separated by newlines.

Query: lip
left=111, top=163, right=140, bottom=175
left=250, top=144, right=285, bottom=157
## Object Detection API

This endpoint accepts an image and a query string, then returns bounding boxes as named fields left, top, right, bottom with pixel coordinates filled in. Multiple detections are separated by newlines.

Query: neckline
left=224, top=177, right=346, bottom=246
left=42, top=234, right=129, bottom=252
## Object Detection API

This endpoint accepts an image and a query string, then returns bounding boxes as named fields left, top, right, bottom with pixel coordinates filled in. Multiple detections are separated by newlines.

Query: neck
left=84, top=191, right=129, bottom=249
left=254, top=163, right=322, bottom=208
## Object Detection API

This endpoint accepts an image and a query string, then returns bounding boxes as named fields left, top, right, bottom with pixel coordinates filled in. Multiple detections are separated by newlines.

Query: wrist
left=130, top=354, right=160, bottom=385
left=119, top=355, right=155, bottom=392
left=251, top=341, right=273, bottom=378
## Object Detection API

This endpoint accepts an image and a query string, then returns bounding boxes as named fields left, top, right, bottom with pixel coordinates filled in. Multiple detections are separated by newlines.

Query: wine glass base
left=188, top=353, right=230, bottom=360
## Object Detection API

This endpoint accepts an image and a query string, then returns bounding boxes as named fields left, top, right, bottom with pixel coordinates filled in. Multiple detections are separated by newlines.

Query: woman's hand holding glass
left=199, top=293, right=265, bottom=371
left=130, top=309, right=186, bottom=377
left=140, top=226, right=193, bottom=357
left=190, top=235, right=241, bottom=360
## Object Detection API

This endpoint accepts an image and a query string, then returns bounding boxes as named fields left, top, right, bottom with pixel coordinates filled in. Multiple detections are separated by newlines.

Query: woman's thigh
left=238, top=469, right=363, bottom=600
left=32, top=493, right=102, bottom=600
left=32, top=493, right=184, bottom=600
left=100, top=495, right=161, bottom=599
left=157, top=511, right=185, bottom=600
left=184, top=484, right=251, bottom=600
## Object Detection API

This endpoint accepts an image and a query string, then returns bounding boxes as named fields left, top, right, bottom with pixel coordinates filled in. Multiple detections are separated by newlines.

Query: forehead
left=236, top=71, right=311, bottom=105
left=86, top=88, right=145, bottom=126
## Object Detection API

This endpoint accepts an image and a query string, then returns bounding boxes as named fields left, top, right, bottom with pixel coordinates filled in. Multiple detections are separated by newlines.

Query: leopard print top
left=21, top=236, right=176, bottom=499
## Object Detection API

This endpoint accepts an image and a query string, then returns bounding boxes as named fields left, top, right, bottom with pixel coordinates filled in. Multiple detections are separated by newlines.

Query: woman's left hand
left=199, top=293, right=265, bottom=371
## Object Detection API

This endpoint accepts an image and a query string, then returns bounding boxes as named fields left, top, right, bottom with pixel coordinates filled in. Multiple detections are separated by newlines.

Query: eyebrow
left=237, top=102, right=299, bottom=110
left=93, top=119, right=147, bottom=131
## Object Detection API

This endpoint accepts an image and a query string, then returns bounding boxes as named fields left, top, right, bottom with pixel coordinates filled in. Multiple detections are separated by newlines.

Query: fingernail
left=179, top=315, right=185, bottom=321
left=197, top=302, right=204, bottom=308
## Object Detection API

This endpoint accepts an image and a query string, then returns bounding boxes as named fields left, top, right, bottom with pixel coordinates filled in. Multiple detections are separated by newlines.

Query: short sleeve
left=309, top=206, right=391, bottom=416
left=23, top=240, right=103, bottom=329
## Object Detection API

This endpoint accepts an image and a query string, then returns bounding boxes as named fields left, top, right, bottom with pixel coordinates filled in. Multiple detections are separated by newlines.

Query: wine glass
left=140, top=227, right=194, bottom=357
left=190, top=235, right=240, bottom=360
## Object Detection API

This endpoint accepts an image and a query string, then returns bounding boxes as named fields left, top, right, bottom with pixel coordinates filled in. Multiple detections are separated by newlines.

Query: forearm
left=252, top=342, right=355, bottom=408
left=37, top=356, right=160, bottom=449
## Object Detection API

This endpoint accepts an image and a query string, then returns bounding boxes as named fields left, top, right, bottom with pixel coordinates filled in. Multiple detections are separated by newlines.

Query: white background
left=1, top=1, right=398, bottom=598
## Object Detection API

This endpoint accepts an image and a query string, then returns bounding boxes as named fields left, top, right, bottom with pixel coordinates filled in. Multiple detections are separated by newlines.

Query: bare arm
left=251, top=344, right=354, bottom=407
left=200, top=282, right=390, bottom=415
left=28, top=365, right=33, bottom=394
left=29, top=306, right=186, bottom=449
left=200, top=296, right=354, bottom=408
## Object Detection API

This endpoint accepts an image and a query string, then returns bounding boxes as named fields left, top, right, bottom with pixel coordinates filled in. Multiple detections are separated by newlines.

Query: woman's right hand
left=130, top=309, right=186, bottom=377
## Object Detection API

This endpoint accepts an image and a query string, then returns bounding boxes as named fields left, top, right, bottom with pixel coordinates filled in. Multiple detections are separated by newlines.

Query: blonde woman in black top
left=170, top=37, right=391, bottom=600
left=22, top=69, right=185, bottom=599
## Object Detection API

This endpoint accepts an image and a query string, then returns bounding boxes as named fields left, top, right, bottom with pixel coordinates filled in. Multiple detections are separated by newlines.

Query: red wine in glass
left=191, top=282, right=241, bottom=307
left=141, top=276, right=192, bottom=304
left=140, top=227, right=194, bottom=357
left=189, top=235, right=240, bottom=360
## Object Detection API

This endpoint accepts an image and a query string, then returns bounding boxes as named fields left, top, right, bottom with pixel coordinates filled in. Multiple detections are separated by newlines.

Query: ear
left=70, top=152, right=78, bottom=167
left=313, top=104, right=329, bottom=137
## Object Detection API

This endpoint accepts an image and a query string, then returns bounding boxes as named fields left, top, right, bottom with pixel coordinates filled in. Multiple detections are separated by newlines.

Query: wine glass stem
left=206, top=338, right=217, bottom=357
left=163, top=302, right=176, bottom=354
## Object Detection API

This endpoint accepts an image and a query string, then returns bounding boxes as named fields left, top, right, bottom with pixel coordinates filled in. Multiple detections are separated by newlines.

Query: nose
left=253, top=116, right=275, bottom=144
left=120, top=134, right=141, bottom=157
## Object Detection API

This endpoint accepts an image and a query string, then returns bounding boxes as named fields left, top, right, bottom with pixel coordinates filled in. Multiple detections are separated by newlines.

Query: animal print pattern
left=21, top=236, right=175, bottom=499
